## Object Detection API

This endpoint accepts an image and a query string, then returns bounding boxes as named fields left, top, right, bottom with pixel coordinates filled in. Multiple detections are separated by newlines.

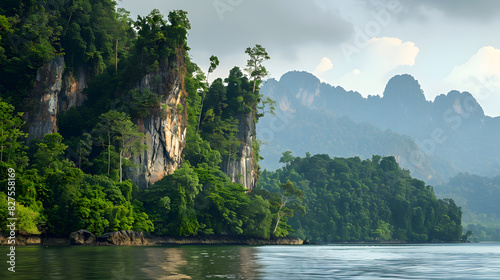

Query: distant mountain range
left=257, top=71, right=500, bottom=186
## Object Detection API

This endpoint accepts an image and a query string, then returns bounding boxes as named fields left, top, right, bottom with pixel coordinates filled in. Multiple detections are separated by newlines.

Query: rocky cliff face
left=59, top=66, right=88, bottom=112
left=24, top=56, right=88, bottom=142
left=133, top=49, right=188, bottom=188
left=24, top=56, right=63, bottom=142
left=223, top=113, right=257, bottom=191
left=25, top=51, right=187, bottom=188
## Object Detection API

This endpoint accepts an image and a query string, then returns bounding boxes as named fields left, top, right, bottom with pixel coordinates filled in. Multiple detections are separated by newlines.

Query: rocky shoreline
left=0, top=230, right=304, bottom=246
left=1, top=231, right=467, bottom=246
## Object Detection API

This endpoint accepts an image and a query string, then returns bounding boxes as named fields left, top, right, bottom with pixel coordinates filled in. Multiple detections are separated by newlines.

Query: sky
left=117, top=0, right=500, bottom=117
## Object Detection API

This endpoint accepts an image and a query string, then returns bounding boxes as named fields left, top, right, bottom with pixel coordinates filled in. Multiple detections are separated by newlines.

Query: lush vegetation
left=0, top=1, right=288, bottom=239
left=435, top=173, right=500, bottom=241
left=258, top=72, right=500, bottom=187
left=0, top=1, right=464, bottom=242
left=0, top=101, right=153, bottom=236
left=258, top=153, right=464, bottom=242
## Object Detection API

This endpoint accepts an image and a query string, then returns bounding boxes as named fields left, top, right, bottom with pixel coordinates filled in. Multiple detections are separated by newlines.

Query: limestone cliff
left=222, top=112, right=258, bottom=191
left=24, top=50, right=187, bottom=188
left=132, top=49, right=188, bottom=188
left=24, top=56, right=88, bottom=142
left=24, top=56, right=63, bottom=142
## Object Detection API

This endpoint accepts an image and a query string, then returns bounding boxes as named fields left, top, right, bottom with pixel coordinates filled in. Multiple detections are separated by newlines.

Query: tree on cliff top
left=245, top=44, right=270, bottom=94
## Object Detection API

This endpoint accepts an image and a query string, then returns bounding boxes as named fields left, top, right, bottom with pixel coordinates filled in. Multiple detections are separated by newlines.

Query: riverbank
left=0, top=231, right=468, bottom=246
left=0, top=230, right=304, bottom=246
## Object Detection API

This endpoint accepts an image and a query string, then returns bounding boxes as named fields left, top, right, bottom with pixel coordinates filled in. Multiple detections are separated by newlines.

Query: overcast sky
left=118, top=0, right=500, bottom=117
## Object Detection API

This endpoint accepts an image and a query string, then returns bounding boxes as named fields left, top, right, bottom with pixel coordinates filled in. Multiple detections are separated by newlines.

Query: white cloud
left=368, top=37, right=419, bottom=67
left=336, top=37, right=419, bottom=96
left=313, top=57, right=334, bottom=76
left=445, top=46, right=500, bottom=117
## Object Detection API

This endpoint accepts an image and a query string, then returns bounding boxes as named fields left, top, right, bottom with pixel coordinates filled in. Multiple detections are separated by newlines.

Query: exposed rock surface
left=97, top=230, right=148, bottom=246
left=0, top=232, right=41, bottom=245
left=59, top=66, right=88, bottom=112
left=25, top=51, right=186, bottom=189
left=70, top=229, right=96, bottom=245
left=147, top=236, right=303, bottom=246
left=223, top=113, right=257, bottom=191
left=133, top=49, right=188, bottom=188
left=25, top=56, right=64, bottom=142
left=0, top=233, right=302, bottom=246
left=24, top=56, right=88, bottom=142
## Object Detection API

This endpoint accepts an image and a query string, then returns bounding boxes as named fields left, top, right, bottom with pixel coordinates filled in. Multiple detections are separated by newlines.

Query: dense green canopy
left=258, top=153, right=463, bottom=242
left=0, top=1, right=463, bottom=241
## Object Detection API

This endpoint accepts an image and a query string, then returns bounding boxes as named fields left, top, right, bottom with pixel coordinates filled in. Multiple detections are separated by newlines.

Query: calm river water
left=1, top=243, right=499, bottom=279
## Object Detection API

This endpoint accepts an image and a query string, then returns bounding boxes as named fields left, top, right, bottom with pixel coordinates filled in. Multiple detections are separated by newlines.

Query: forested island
left=0, top=0, right=464, bottom=244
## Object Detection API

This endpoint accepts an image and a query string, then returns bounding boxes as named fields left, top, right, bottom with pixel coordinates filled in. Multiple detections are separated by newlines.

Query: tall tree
left=114, top=118, right=146, bottom=183
left=33, top=133, right=68, bottom=171
left=273, top=180, right=304, bottom=233
left=76, top=133, right=93, bottom=169
left=167, top=10, right=191, bottom=30
left=245, top=44, right=270, bottom=94
left=93, top=110, right=123, bottom=176
left=92, top=110, right=145, bottom=182
left=113, top=8, right=132, bottom=75
left=279, top=151, right=295, bottom=167
left=197, top=55, right=220, bottom=133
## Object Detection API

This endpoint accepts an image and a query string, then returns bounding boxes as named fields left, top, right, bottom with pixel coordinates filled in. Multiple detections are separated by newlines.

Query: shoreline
left=0, top=231, right=304, bottom=246
left=0, top=231, right=471, bottom=246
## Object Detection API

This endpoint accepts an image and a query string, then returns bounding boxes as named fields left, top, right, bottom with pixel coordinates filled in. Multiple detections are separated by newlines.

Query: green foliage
left=245, top=44, right=270, bottom=94
left=195, top=67, right=256, bottom=171
left=177, top=103, right=184, bottom=114
left=258, top=154, right=463, bottom=242
left=435, top=173, right=500, bottom=241
left=141, top=163, right=201, bottom=236
left=0, top=118, right=153, bottom=237
left=270, top=180, right=304, bottom=236
left=126, top=89, right=161, bottom=117
left=279, top=151, right=295, bottom=166
left=0, top=5, right=284, bottom=241
left=0, top=0, right=63, bottom=108
left=91, top=110, right=146, bottom=182
left=0, top=100, right=28, bottom=166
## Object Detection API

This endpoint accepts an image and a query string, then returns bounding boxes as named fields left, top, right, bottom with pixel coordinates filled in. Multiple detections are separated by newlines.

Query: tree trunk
left=0, top=129, right=3, bottom=162
left=67, top=10, right=73, bottom=28
left=196, top=73, right=211, bottom=133
left=7, top=142, right=11, bottom=163
left=119, top=149, right=123, bottom=183
left=196, top=93, right=205, bottom=133
left=273, top=213, right=283, bottom=233
left=273, top=202, right=286, bottom=233
left=227, top=143, right=232, bottom=180
left=115, top=37, right=119, bottom=75
left=107, top=132, right=111, bottom=175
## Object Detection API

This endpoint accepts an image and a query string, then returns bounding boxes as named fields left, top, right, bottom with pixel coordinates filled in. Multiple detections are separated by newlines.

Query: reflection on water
left=0, top=243, right=499, bottom=279
left=141, top=248, right=190, bottom=279
left=0, top=245, right=264, bottom=279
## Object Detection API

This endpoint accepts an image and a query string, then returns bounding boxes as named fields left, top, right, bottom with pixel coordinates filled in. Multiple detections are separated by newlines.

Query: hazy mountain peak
left=279, top=71, right=321, bottom=94
left=279, top=71, right=320, bottom=85
left=434, top=90, right=485, bottom=118
left=383, top=74, right=426, bottom=104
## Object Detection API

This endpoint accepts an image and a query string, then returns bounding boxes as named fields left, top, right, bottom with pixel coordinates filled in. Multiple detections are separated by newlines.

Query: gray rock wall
left=133, top=50, right=187, bottom=188
left=223, top=112, right=257, bottom=191
left=25, top=56, right=88, bottom=142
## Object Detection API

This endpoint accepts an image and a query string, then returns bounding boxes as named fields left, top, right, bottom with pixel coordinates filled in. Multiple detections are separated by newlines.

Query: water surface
left=1, top=243, right=499, bottom=279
